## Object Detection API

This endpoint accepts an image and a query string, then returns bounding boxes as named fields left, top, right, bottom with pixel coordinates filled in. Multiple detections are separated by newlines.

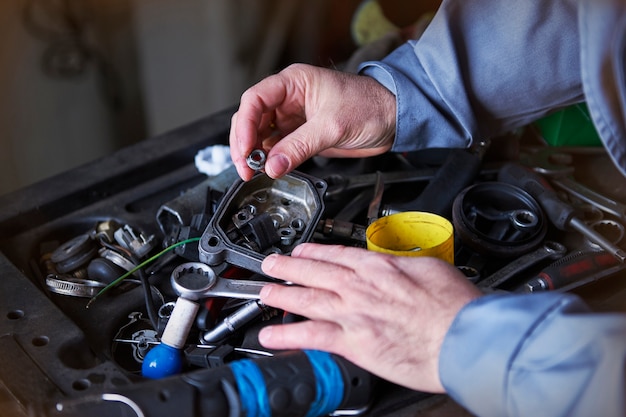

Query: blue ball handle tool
left=142, top=297, right=199, bottom=379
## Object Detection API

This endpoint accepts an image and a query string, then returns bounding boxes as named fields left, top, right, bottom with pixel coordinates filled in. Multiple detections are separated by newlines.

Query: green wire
left=86, top=237, right=201, bottom=308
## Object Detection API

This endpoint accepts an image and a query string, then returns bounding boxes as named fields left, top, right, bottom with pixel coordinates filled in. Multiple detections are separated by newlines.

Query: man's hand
left=258, top=243, right=482, bottom=393
left=229, top=64, right=397, bottom=180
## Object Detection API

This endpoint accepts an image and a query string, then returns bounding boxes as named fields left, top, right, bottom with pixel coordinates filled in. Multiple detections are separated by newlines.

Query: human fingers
left=261, top=245, right=370, bottom=292
left=230, top=72, right=297, bottom=180
left=257, top=318, right=342, bottom=352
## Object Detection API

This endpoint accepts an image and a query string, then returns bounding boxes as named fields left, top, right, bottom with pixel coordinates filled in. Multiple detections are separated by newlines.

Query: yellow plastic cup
left=366, top=211, right=454, bottom=264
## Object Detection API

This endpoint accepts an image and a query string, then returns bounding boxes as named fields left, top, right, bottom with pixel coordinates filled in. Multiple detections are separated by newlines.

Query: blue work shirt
left=360, top=0, right=626, bottom=415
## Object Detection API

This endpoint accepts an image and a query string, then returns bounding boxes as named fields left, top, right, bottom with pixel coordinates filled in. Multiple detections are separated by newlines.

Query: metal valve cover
left=198, top=171, right=327, bottom=274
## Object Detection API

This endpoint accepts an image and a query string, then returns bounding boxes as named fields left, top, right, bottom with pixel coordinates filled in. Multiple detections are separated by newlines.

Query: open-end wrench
left=477, top=241, right=567, bottom=289
left=324, top=168, right=437, bottom=200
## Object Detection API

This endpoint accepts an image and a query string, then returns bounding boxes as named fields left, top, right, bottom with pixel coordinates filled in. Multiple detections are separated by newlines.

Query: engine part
left=198, top=171, right=327, bottom=274
left=112, top=312, right=160, bottom=374
left=171, top=262, right=269, bottom=300
left=90, top=220, right=123, bottom=243
left=50, top=233, right=98, bottom=274
left=156, top=165, right=239, bottom=237
left=452, top=182, right=547, bottom=258
left=114, top=225, right=156, bottom=259
left=45, top=274, right=106, bottom=297
left=477, top=240, right=567, bottom=289
left=99, top=248, right=137, bottom=276
left=87, top=257, right=127, bottom=284
left=246, top=149, right=267, bottom=171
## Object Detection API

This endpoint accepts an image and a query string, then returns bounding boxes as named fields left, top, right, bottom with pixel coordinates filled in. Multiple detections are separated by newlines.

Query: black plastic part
left=87, top=257, right=127, bottom=284
left=240, top=212, right=281, bottom=251
left=50, top=351, right=374, bottom=417
left=387, top=148, right=483, bottom=217
left=185, top=344, right=235, bottom=369
left=452, top=182, right=547, bottom=258
left=498, top=163, right=575, bottom=230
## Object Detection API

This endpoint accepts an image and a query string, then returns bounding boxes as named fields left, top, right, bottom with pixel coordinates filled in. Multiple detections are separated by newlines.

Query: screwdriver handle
left=498, top=163, right=574, bottom=230
left=521, top=250, right=620, bottom=292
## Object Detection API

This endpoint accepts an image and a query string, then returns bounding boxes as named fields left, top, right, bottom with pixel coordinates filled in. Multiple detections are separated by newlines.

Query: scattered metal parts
left=45, top=274, right=106, bottom=297
left=477, top=241, right=567, bottom=289
left=50, top=234, right=98, bottom=274
left=457, top=265, right=481, bottom=283
left=111, top=312, right=157, bottom=373
left=156, top=165, right=239, bottom=237
left=521, top=146, right=626, bottom=223
left=584, top=219, right=624, bottom=251
left=246, top=149, right=266, bottom=171
left=91, top=220, right=123, bottom=243
left=99, top=248, right=137, bottom=276
left=367, top=171, right=384, bottom=225
left=201, top=300, right=265, bottom=344
left=114, top=225, right=156, bottom=259
left=171, top=262, right=270, bottom=300
left=278, top=227, right=296, bottom=246
left=316, top=219, right=367, bottom=245
left=199, top=171, right=326, bottom=274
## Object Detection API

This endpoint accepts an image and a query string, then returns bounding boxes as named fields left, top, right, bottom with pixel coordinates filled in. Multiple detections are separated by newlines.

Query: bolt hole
left=158, top=390, right=171, bottom=402
left=207, top=236, right=220, bottom=247
left=281, top=198, right=291, bottom=206
left=32, top=336, right=49, bottom=347
left=72, top=379, right=91, bottom=391
left=315, top=181, right=326, bottom=189
left=7, top=310, right=24, bottom=320
left=290, top=218, right=305, bottom=231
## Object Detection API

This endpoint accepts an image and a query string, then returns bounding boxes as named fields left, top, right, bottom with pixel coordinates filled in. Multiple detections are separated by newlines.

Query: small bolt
left=246, top=149, right=266, bottom=171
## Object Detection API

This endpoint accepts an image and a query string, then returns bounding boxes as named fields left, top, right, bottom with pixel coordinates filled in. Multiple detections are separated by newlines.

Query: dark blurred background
left=0, top=0, right=440, bottom=196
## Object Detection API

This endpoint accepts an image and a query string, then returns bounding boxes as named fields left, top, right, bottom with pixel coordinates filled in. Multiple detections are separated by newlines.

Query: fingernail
left=267, top=154, right=289, bottom=177
left=259, top=284, right=272, bottom=300
left=291, top=244, right=303, bottom=257
left=262, top=253, right=278, bottom=272
left=258, top=326, right=272, bottom=345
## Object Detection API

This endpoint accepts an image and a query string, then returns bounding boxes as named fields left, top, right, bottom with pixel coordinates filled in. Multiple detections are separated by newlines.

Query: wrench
left=477, top=241, right=567, bottom=289
left=324, top=168, right=437, bottom=200
left=521, top=147, right=626, bottom=223
left=171, top=262, right=272, bottom=300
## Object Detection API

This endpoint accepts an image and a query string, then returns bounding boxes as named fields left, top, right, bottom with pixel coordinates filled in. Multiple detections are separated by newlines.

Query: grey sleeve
left=439, top=293, right=626, bottom=417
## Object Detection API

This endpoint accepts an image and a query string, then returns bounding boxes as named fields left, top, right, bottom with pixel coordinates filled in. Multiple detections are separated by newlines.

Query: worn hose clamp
left=246, top=150, right=266, bottom=171
left=45, top=274, right=106, bottom=298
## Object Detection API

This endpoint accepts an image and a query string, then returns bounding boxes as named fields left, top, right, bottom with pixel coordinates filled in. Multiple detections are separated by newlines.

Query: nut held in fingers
left=246, top=149, right=266, bottom=171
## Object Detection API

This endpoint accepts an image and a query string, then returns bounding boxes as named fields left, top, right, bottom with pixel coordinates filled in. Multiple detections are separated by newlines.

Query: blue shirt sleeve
left=358, top=0, right=626, bottom=180
left=439, top=293, right=626, bottom=417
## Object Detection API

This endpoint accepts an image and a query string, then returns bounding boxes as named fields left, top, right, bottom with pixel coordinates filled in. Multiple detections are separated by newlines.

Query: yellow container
left=366, top=212, right=454, bottom=264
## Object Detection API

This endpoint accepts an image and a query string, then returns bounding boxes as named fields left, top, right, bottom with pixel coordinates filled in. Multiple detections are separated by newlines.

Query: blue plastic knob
left=141, top=343, right=183, bottom=379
